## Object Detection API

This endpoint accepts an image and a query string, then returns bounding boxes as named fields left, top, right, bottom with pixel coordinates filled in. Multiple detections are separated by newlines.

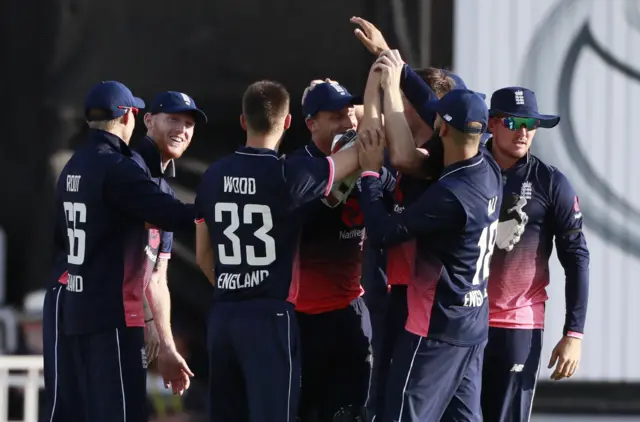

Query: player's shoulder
left=288, top=145, right=312, bottom=158
left=129, top=150, right=148, bottom=171
left=526, top=153, right=570, bottom=190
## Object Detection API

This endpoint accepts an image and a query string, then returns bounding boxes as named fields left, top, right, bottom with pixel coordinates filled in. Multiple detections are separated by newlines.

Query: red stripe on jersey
left=567, top=331, right=583, bottom=339
left=58, top=271, right=69, bottom=285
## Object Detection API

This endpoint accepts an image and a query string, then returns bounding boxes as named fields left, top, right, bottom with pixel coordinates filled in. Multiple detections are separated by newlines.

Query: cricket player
left=350, top=17, right=474, bottom=419
left=359, top=50, right=501, bottom=421
left=480, top=87, right=590, bottom=422
left=193, top=80, right=361, bottom=422
left=293, top=76, right=398, bottom=421
left=133, top=89, right=207, bottom=379
left=55, top=80, right=195, bottom=422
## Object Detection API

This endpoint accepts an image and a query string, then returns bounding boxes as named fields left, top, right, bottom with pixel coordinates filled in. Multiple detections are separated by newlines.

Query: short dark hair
left=86, top=108, right=113, bottom=122
left=242, top=80, right=290, bottom=134
left=413, top=67, right=456, bottom=98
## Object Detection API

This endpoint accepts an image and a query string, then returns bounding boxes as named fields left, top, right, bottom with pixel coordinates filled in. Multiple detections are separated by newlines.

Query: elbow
left=389, top=155, right=415, bottom=174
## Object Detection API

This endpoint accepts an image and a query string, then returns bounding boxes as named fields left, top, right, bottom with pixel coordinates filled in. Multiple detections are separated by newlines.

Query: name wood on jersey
left=217, top=270, right=269, bottom=290
left=224, top=176, right=256, bottom=195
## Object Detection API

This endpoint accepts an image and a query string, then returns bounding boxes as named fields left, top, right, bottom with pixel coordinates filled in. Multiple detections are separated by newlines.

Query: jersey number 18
left=472, top=220, right=499, bottom=285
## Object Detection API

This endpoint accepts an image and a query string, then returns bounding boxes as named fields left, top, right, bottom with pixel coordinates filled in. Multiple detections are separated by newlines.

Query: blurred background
left=0, top=0, right=636, bottom=420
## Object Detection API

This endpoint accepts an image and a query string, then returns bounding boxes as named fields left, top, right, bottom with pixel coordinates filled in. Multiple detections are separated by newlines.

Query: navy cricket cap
left=427, top=89, right=488, bottom=134
left=302, top=82, right=363, bottom=118
left=149, top=91, right=208, bottom=124
left=84, top=81, right=145, bottom=121
left=489, top=87, right=560, bottom=128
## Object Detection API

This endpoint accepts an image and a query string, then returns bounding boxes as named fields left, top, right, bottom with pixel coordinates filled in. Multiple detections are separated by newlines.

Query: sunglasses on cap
left=502, top=116, right=539, bottom=131
left=118, top=105, right=139, bottom=116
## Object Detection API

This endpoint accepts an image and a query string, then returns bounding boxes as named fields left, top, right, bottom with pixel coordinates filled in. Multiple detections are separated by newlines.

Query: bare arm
left=195, top=221, right=215, bottom=285
left=329, top=66, right=383, bottom=180
left=145, top=258, right=175, bottom=351
left=377, top=51, right=429, bottom=177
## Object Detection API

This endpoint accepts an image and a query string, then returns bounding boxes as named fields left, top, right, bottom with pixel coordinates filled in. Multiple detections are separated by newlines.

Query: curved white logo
left=523, top=0, right=640, bottom=256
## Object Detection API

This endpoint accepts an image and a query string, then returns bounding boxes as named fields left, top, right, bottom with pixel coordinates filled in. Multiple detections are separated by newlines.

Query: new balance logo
left=510, top=364, right=524, bottom=372
left=141, top=347, right=148, bottom=369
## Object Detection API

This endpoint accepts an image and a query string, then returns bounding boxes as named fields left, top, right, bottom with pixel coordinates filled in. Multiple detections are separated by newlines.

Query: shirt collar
left=304, top=141, right=325, bottom=158
left=89, top=129, right=132, bottom=157
left=235, top=146, right=279, bottom=158
left=440, top=151, right=484, bottom=179
left=137, top=136, right=176, bottom=178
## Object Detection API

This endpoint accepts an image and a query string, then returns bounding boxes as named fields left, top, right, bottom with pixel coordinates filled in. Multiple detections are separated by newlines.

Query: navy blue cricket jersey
left=195, top=146, right=336, bottom=303
left=359, top=148, right=503, bottom=346
left=131, top=136, right=175, bottom=289
left=55, top=129, right=194, bottom=335
left=487, top=146, right=590, bottom=336
left=290, top=143, right=395, bottom=314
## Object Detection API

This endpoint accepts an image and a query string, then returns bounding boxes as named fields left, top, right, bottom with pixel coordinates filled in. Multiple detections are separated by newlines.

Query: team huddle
left=41, top=17, right=590, bottom=422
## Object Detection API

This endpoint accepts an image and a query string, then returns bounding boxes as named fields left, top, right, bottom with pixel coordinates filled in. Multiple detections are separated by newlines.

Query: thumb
left=548, top=348, right=559, bottom=369
left=180, top=360, right=195, bottom=377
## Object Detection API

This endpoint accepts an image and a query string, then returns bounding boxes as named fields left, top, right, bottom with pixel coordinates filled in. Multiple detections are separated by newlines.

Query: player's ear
left=240, top=114, right=248, bottom=131
left=283, top=114, right=292, bottom=130
left=440, top=122, right=449, bottom=138
left=143, top=113, right=153, bottom=130
left=305, top=117, right=314, bottom=132
left=121, top=111, right=130, bottom=126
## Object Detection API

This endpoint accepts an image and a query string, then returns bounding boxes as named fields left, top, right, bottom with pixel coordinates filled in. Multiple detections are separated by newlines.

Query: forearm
left=360, top=73, right=382, bottom=130
left=557, top=235, right=590, bottom=337
left=145, top=259, right=176, bottom=350
left=143, top=294, right=153, bottom=321
left=384, top=88, right=425, bottom=176
left=564, top=268, right=589, bottom=338
left=399, top=64, right=438, bottom=126
left=198, top=250, right=216, bottom=286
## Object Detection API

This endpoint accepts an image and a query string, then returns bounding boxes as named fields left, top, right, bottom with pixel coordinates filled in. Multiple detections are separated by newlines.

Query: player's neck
left=443, top=145, right=479, bottom=167
left=490, top=146, right=527, bottom=169
left=311, top=138, right=331, bottom=156
left=104, top=128, right=130, bottom=145
left=146, top=135, right=173, bottom=169
left=245, top=134, right=281, bottom=152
